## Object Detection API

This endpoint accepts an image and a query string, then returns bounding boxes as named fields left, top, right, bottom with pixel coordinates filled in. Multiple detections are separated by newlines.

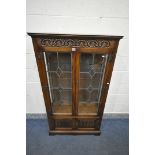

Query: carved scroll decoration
left=40, top=38, right=111, bottom=48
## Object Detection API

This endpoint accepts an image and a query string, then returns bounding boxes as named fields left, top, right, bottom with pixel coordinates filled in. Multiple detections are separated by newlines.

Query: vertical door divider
left=75, top=50, right=80, bottom=116
left=71, top=51, right=76, bottom=116
left=71, top=49, right=80, bottom=130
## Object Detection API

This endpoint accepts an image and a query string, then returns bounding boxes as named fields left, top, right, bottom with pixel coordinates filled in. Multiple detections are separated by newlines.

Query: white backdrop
left=26, top=0, right=129, bottom=114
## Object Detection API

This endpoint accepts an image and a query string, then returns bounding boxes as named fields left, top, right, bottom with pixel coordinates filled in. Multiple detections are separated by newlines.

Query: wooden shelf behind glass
left=53, top=104, right=97, bottom=114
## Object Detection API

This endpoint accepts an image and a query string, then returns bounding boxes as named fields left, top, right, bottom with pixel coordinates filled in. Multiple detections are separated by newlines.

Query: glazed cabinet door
left=75, top=49, right=109, bottom=115
left=44, top=51, right=74, bottom=115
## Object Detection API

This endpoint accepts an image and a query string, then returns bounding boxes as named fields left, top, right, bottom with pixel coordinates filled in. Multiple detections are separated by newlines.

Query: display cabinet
left=28, top=33, right=123, bottom=135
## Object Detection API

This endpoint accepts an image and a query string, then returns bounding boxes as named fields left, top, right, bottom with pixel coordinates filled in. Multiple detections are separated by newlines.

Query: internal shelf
left=53, top=104, right=98, bottom=114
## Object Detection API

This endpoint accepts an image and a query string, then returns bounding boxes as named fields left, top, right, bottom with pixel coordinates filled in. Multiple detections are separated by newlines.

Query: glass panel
left=45, top=52, right=72, bottom=113
left=79, top=53, right=108, bottom=114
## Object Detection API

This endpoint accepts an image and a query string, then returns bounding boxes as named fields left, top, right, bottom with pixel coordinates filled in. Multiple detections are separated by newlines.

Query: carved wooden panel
left=55, top=120, right=72, bottom=128
left=40, top=38, right=111, bottom=48
left=78, top=120, right=95, bottom=128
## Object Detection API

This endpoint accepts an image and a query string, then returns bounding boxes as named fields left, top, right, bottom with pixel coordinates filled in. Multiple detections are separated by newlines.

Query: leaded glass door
left=77, top=50, right=108, bottom=115
left=44, top=50, right=108, bottom=115
left=45, top=52, right=73, bottom=114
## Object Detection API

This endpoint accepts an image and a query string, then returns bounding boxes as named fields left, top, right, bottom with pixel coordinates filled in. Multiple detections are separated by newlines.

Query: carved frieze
left=40, top=38, right=111, bottom=48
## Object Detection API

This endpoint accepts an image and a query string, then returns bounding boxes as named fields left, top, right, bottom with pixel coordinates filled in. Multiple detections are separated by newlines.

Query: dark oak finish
left=31, top=37, right=54, bottom=129
left=28, top=33, right=123, bottom=135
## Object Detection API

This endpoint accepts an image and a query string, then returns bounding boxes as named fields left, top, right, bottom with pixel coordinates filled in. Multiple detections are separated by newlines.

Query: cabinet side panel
left=97, top=40, right=120, bottom=128
left=31, top=37, right=54, bottom=128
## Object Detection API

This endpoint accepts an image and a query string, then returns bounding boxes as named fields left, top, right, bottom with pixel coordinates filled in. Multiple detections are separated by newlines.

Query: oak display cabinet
left=28, top=33, right=123, bottom=135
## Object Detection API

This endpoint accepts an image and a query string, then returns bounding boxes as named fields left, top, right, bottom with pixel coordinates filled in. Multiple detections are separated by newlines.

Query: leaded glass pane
left=45, top=52, right=72, bottom=113
left=79, top=53, right=108, bottom=114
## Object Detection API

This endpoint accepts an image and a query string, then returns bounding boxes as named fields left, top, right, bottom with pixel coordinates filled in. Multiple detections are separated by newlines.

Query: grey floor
left=26, top=118, right=129, bottom=155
